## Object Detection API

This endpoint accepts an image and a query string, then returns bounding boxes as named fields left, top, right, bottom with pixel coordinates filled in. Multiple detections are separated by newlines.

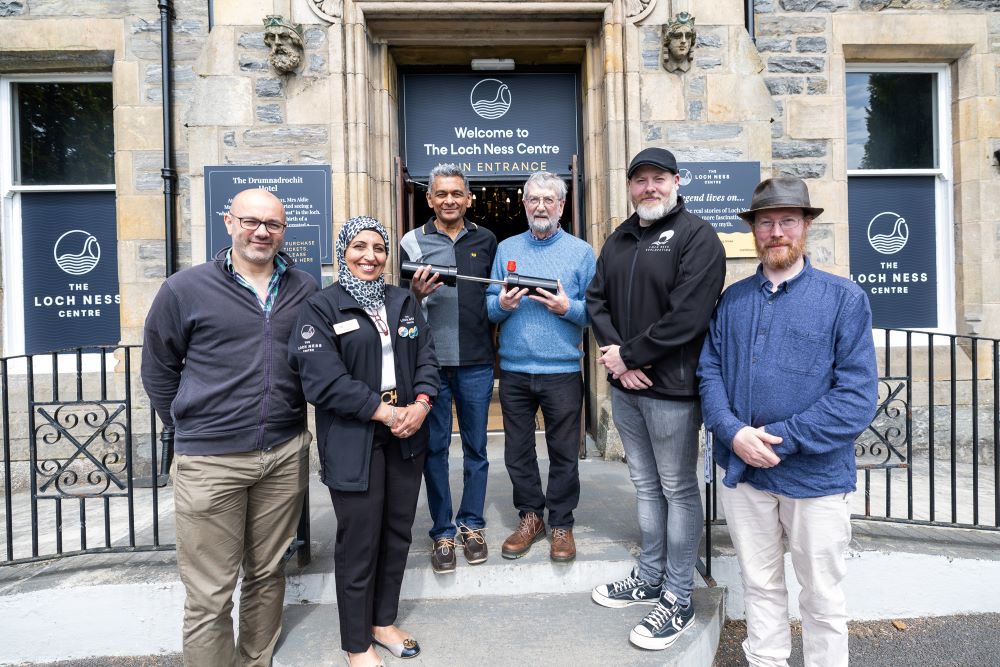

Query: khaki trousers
left=721, top=482, right=852, bottom=667
left=173, top=431, right=310, bottom=667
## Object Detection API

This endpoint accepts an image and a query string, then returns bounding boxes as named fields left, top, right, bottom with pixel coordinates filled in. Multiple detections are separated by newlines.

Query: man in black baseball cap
left=587, top=148, right=726, bottom=651
left=626, top=147, right=679, bottom=178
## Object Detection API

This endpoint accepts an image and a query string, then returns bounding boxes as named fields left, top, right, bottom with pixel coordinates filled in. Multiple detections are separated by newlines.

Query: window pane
left=846, top=72, right=937, bottom=170
left=15, top=82, right=115, bottom=185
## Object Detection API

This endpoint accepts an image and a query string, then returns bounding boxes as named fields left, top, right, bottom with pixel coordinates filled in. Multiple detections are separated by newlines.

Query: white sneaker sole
left=628, top=614, right=695, bottom=650
left=590, top=588, right=660, bottom=608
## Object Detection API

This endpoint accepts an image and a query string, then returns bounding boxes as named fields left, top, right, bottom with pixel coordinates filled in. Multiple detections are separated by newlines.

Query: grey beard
left=635, top=189, right=678, bottom=222
left=528, top=216, right=559, bottom=237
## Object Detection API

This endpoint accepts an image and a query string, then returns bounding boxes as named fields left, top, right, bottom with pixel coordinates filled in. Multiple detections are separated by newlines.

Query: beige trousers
left=721, top=481, right=852, bottom=667
left=173, top=431, right=310, bottom=667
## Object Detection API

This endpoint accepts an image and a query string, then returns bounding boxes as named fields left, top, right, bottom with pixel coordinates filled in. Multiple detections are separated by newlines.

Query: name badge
left=333, top=319, right=360, bottom=335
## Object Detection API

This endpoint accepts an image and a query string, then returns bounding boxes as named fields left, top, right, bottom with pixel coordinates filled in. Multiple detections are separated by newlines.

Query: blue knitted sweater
left=486, top=228, right=596, bottom=374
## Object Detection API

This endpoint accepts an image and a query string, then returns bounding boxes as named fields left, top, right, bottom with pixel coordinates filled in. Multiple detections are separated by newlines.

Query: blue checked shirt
left=226, top=250, right=289, bottom=313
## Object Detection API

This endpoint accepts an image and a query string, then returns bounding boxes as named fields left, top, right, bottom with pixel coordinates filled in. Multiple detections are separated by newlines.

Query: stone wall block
left=255, top=103, right=283, bottom=124
left=23, top=0, right=128, bottom=16
left=242, top=126, right=328, bottom=147
left=796, top=36, right=828, bottom=52
left=806, top=76, right=828, bottom=94
left=806, top=222, right=834, bottom=266
left=113, top=106, right=164, bottom=151
left=697, top=32, right=723, bottom=49
left=186, top=126, right=220, bottom=176
left=695, top=57, right=723, bottom=69
left=223, top=150, right=293, bottom=165
left=977, top=97, right=1000, bottom=139
left=119, top=281, right=159, bottom=330
left=0, top=1, right=24, bottom=16
left=185, top=76, right=253, bottom=126
left=757, top=16, right=827, bottom=36
left=193, top=25, right=235, bottom=76
left=666, top=123, right=743, bottom=142
left=766, top=56, right=825, bottom=73
left=640, top=72, right=685, bottom=120
left=286, top=78, right=333, bottom=125
left=213, top=0, right=272, bottom=25
left=757, top=37, right=792, bottom=53
left=780, top=0, right=848, bottom=11
left=117, top=195, right=164, bottom=241
left=772, top=138, right=827, bottom=158
left=237, top=31, right=267, bottom=50
left=256, top=78, right=284, bottom=98
left=112, top=60, right=141, bottom=107
left=239, top=57, right=269, bottom=72
left=787, top=96, right=844, bottom=138
left=694, top=0, right=746, bottom=25
left=706, top=73, right=777, bottom=122
left=765, top=76, right=804, bottom=95
left=774, top=161, right=826, bottom=179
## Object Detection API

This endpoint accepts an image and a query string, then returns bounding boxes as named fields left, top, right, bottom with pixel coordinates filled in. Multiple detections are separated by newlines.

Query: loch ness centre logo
left=54, top=229, right=101, bottom=276
left=470, top=79, right=512, bottom=120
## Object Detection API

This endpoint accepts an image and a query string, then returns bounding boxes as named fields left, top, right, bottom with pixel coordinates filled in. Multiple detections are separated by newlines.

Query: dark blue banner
left=205, top=165, right=331, bottom=279
left=402, top=74, right=580, bottom=178
left=678, top=161, right=759, bottom=258
left=22, top=191, right=120, bottom=354
left=848, top=176, right=937, bottom=328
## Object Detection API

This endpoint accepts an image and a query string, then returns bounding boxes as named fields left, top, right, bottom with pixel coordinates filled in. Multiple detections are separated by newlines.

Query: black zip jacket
left=586, top=197, right=726, bottom=399
left=288, top=283, right=439, bottom=492
left=140, top=249, right=318, bottom=455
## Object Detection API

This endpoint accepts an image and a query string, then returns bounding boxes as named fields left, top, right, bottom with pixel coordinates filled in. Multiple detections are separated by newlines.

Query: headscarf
left=336, top=215, right=390, bottom=309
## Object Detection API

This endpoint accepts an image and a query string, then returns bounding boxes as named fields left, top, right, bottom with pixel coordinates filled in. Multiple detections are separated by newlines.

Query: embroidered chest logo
left=647, top=229, right=674, bottom=252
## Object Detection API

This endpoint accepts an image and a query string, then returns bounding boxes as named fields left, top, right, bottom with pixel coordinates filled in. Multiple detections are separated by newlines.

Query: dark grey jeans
left=611, top=388, right=703, bottom=605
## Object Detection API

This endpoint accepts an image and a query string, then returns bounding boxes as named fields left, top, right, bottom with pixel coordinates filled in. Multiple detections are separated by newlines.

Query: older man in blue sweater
left=486, top=171, right=596, bottom=562
left=698, top=176, right=878, bottom=667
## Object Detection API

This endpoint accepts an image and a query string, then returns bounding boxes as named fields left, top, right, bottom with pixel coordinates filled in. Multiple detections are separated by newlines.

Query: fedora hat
left=737, top=176, right=824, bottom=222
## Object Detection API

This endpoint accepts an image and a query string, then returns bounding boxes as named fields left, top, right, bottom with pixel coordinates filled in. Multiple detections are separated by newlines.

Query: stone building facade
left=1, top=0, right=999, bottom=458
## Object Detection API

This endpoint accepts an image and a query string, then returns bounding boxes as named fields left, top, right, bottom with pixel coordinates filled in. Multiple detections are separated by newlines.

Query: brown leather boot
left=501, top=512, right=545, bottom=559
left=550, top=527, right=576, bottom=562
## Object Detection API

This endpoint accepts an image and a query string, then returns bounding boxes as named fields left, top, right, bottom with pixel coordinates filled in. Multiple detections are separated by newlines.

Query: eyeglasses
left=525, top=196, right=560, bottom=208
left=365, top=307, right=389, bottom=336
left=231, top=215, right=287, bottom=233
left=754, top=218, right=804, bottom=232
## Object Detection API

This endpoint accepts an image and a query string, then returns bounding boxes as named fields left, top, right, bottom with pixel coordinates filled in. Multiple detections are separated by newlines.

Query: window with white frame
left=1, top=75, right=120, bottom=355
left=846, top=65, right=954, bottom=333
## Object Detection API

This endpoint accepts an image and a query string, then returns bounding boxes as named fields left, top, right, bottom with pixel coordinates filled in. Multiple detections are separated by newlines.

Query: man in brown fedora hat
left=587, top=147, right=726, bottom=651
left=698, top=176, right=878, bottom=667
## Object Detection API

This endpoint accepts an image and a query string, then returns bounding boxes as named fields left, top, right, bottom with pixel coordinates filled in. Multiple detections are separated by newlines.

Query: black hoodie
left=586, top=196, right=726, bottom=399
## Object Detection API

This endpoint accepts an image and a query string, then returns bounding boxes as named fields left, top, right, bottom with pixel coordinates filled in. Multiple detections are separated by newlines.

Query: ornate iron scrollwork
left=33, top=402, right=129, bottom=496
left=854, top=377, right=908, bottom=469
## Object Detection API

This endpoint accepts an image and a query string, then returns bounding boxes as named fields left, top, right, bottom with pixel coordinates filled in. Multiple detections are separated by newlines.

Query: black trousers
left=329, top=424, right=426, bottom=652
left=499, top=370, right=583, bottom=528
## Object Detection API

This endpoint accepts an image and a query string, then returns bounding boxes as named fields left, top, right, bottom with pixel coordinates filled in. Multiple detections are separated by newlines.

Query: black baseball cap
left=627, top=147, right=678, bottom=178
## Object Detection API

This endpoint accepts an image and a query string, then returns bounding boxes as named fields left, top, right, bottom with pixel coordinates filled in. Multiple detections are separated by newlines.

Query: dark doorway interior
left=410, top=178, right=578, bottom=244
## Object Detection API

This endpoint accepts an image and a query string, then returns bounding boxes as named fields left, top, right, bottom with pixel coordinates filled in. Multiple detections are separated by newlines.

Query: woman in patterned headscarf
left=290, top=216, right=439, bottom=667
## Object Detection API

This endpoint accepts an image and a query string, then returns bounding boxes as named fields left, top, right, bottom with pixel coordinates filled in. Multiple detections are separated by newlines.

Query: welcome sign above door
left=401, top=73, right=581, bottom=179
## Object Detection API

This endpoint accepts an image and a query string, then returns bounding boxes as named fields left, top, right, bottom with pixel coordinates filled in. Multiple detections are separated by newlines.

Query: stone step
left=273, top=588, right=725, bottom=667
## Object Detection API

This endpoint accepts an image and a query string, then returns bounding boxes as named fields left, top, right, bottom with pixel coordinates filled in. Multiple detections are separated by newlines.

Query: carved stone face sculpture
left=662, top=13, right=696, bottom=74
left=264, top=24, right=304, bottom=73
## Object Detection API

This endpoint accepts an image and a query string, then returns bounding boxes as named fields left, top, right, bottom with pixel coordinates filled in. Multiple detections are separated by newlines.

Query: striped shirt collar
left=225, top=249, right=289, bottom=312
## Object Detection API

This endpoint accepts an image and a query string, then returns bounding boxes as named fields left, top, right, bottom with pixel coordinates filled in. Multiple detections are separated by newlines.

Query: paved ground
left=12, top=613, right=1000, bottom=666
left=715, top=614, right=1000, bottom=667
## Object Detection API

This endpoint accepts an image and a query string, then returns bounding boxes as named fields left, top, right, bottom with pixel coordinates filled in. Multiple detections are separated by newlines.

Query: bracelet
left=385, top=406, right=397, bottom=429
left=414, top=399, right=431, bottom=414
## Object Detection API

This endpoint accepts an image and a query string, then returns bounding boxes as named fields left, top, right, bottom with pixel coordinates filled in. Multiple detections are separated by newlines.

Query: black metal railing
left=702, top=327, right=1000, bottom=580
left=1, top=345, right=310, bottom=567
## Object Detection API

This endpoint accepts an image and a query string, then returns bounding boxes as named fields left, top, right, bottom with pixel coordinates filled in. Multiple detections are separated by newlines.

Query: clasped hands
left=596, top=344, right=653, bottom=391
left=374, top=402, right=427, bottom=439
left=732, top=425, right=783, bottom=469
